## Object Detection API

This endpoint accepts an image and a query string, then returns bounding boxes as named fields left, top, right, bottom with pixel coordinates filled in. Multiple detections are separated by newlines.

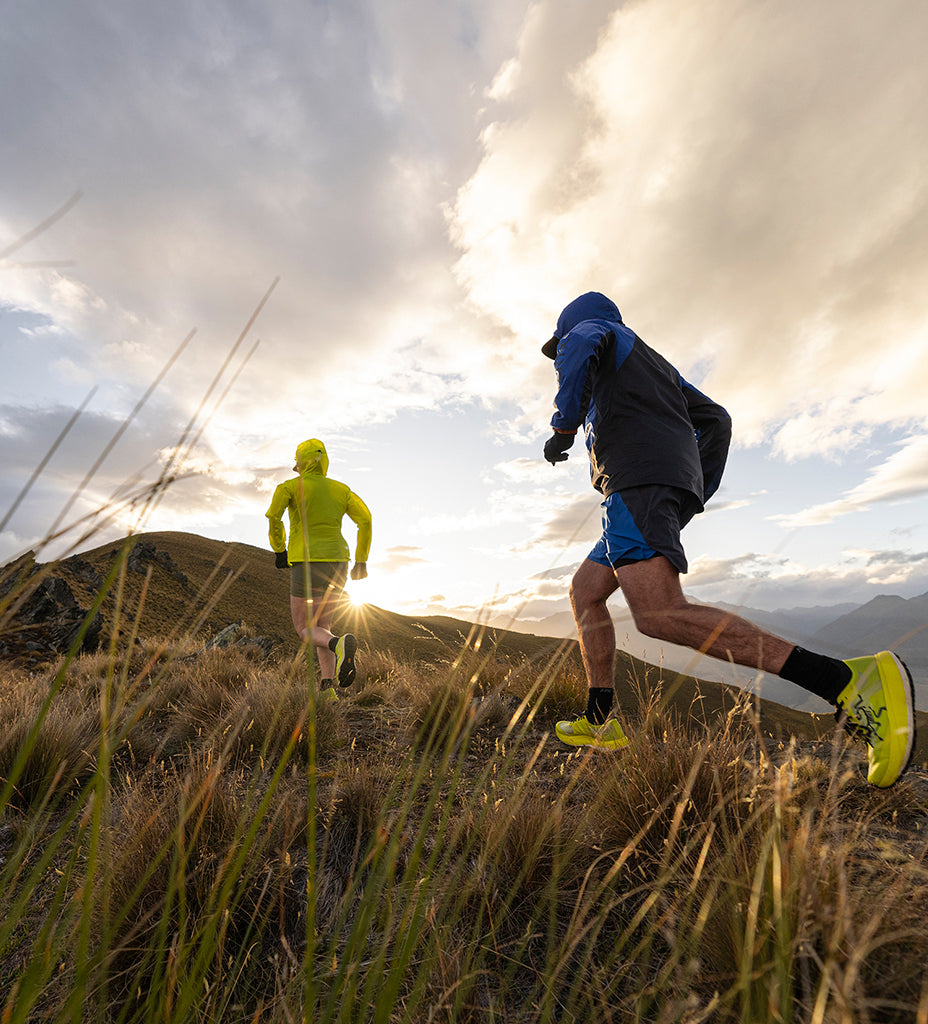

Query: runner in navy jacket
left=547, top=291, right=730, bottom=513
left=541, top=292, right=915, bottom=788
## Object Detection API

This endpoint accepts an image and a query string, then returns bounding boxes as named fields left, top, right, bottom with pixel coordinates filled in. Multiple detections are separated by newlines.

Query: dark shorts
left=290, top=561, right=348, bottom=602
left=587, top=486, right=700, bottom=574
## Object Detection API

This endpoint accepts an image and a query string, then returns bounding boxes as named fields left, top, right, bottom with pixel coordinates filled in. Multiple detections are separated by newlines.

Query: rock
left=0, top=559, right=102, bottom=662
left=198, top=622, right=277, bottom=659
left=205, top=622, right=245, bottom=649
left=126, top=541, right=189, bottom=588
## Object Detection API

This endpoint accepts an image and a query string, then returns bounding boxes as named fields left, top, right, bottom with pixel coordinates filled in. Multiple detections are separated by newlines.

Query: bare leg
left=570, top=559, right=621, bottom=689
left=614, top=556, right=793, bottom=675
left=290, top=595, right=309, bottom=642
left=310, top=587, right=339, bottom=680
left=291, top=593, right=337, bottom=679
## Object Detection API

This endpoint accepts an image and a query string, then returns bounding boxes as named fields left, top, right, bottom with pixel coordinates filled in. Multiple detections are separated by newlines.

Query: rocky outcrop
left=126, top=541, right=189, bottom=588
left=0, top=552, right=102, bottom=664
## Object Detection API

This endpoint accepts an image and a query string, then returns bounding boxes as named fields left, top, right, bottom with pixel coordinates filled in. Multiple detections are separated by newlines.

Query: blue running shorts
left=587, top=486, right=700, bottom=574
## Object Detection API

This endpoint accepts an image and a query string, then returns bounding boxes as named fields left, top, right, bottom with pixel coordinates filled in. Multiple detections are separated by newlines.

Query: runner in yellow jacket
left=266, top=438, right=372, bottom=696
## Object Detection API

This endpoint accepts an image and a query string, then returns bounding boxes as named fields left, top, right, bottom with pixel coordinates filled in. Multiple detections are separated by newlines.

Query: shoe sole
left=876, top=651, right=916, bottom=788
left=336, top=634, right=357, bottom=686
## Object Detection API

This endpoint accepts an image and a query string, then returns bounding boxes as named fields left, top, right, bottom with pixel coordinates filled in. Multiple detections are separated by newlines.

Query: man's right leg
left=555, top=558, right=629, bottom=750
left=570, top=557, right=620, bottom=689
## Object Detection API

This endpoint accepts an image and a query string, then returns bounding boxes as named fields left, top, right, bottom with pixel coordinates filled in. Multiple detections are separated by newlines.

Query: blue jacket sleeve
left=683, top=382, right=732, bottom=502
left=550, top=322, right=613, bottom=432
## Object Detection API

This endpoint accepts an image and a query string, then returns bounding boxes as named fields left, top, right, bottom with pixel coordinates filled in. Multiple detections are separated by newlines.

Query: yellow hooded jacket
left=265, top=439, right=372, bottom=565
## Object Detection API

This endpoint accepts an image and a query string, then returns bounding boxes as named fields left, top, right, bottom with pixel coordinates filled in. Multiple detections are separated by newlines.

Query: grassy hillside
left=10, top=529, right=910, bottom=754
left=2, top=531, right=928, bottom=1022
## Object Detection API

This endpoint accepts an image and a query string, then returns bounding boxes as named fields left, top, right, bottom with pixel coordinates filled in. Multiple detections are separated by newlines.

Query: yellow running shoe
left=836, top=651, right=915, bottom=788
left=555, top=715, right=629, bottom=750
left=332, top=633, right=357, bottom=686
left=320, top=686, right=338, bottom=704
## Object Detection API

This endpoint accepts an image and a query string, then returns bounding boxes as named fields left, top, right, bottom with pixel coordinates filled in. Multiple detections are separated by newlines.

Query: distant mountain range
left=494, top=592, right=928, bottom=713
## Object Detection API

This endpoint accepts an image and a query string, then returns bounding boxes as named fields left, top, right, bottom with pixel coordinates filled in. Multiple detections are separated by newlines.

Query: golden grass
left=1, top=586, right=927, bottom=1022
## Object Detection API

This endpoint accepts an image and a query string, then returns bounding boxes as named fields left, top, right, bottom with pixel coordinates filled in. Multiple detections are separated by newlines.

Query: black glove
left=275, top=551, right=289, bottom=569
left=544, top=431, right=575, bottom=464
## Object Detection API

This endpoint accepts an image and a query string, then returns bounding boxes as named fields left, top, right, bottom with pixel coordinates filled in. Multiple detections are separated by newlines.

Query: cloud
left=529, top=563, right=580, bottom=581
left=1, top=0, right=534, bottom=432
left=450, top=0, right=928, bottom=452
left=512, top=492, right=602, bottom=553
left=377, top=544, right=428, bottom=573
left=685, top=546, right=928, bottom=609
left=492, top=457, right=556, bottom=485
left=772, top=435, right=928, bottom=526
left=0, top=397, right=275, bottom=561
left=685, top=553, right=791, bottom=592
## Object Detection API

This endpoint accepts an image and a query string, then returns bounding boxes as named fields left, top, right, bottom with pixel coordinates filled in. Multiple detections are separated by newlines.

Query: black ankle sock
left=328, top=636, right=339, bottom=652
left=585, top=687, right=614, bottom=725
left=321, top=678, right=334, bottom=688
left=779, top=646, right=852, bottom=705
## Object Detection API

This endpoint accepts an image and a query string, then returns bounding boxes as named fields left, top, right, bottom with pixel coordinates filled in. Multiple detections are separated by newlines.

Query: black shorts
left=587, top=485, right=701, bottom=574
left=289, top=561, right=348, bottom=602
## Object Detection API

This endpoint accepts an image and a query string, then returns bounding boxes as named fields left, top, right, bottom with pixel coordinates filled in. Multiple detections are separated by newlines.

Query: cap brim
left=541, top=335, right=559, bottom=359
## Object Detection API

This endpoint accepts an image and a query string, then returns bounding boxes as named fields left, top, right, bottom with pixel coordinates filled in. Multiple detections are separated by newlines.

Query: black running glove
left=544, top=431, right=575, bottom=464
left=275, top=551, right=289, bottom=569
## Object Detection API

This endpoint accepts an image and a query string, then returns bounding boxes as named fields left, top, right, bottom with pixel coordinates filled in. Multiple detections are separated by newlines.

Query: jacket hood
left=542, top=292, right=623, bottom=358
left=293, top=438, right=329, bottom=476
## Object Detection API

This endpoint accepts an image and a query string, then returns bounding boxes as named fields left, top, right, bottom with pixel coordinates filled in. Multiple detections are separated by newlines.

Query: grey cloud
left=1, top=0, right=531, bottom=422
left=685, top=553, right=784, bottom=591
left=0, top=396, right=268, bottom=561
left=865, top=550, right=928, bottom=568
left=516, top=493, right=601, bottom=552
left=688, top=551, right=928, bottom=611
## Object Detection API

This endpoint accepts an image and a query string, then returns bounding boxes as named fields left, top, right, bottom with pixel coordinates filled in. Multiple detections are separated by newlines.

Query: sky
left=4, top=0, right=928, bottom=659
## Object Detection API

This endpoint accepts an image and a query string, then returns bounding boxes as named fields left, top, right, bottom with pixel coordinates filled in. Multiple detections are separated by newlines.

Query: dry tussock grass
left=1, top=640, right=927, bottom=1023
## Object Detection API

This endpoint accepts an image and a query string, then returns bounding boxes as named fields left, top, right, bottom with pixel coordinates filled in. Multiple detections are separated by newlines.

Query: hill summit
left=3, top=530, right=926, bottom=759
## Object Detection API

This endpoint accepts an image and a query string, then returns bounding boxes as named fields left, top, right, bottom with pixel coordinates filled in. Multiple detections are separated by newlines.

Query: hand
left=350, top=562, right=368, bottom=580
left=275, top=551, right=289, bottom=569
left=544, top=431, right=575, bottom=464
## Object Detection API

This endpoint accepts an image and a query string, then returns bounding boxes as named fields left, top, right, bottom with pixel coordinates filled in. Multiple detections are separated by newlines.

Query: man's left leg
left=617, top=555, right=916, bottom=787
left=614, top=555, right=793, bottom=675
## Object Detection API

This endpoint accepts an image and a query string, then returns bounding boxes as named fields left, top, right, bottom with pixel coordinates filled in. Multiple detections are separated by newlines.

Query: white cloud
left=5, top=0, right=928, bottom=622
left=450, top=0, right=928, bottom=452
left=772, top=435, right=928, bottom=526
left=377, top=544, right=428, bottom=573
left=686, top=546, right=928, bottom=610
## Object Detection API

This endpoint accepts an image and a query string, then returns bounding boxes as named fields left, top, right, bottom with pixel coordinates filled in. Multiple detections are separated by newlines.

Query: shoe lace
left=835, top=693, right=886, bottom=745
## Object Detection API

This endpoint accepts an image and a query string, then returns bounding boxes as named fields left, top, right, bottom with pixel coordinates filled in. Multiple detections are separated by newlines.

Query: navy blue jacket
left=549, top=293, right=731, bottom=507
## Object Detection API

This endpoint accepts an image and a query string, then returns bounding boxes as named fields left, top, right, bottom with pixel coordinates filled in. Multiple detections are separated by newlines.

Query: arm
left=265, top=483, right=289, bottom=553
left=549, top=322, right=612, bottom=432
left=683, top=382, right=732, bottom=502
left=345, top=491, right=372, bottom=564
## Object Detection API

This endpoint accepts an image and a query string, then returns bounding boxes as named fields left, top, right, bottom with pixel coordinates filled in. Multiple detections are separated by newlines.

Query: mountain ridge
left=3, top=530, right=926, bottom=760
